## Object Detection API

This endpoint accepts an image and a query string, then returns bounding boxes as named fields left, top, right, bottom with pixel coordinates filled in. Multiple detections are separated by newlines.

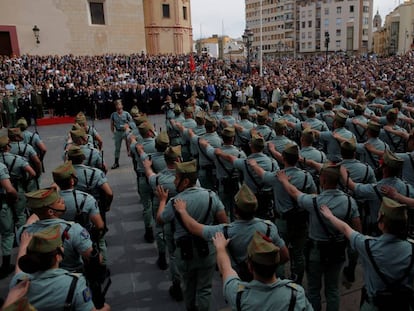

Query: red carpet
left=37, top=116, right=75, bottom=126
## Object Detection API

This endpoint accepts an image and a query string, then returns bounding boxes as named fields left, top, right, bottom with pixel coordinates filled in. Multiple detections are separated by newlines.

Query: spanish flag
left=189, top=53, right=196, bottom=72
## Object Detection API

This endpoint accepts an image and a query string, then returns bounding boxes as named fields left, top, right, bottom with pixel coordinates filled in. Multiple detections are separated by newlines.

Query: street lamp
left=324, top=32, right=330, bottom=64
left=32, top=25, right=40, bottom=44
left=243, top=27, right=254, bottom=74
left=228, top=45, right=232, bottom=63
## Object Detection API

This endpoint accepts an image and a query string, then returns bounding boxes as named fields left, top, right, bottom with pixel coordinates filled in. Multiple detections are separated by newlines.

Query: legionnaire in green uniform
left=173, top=183, right=289, bottom=281
left=142, top=145, right=183, bottom=300
left=320, top=197, right=414, bottom=311
left=11, top=225, right=112, bottom=311
left=277, top=164, right=361, bottom=311
left=156, top=160, right=227, bottom=311
left=0, top=162, right=17, bottom=279
left=213, top=230, right=313, bottom=311
left=110, top=100, right=133, bottom=169
left=249, top=143, right=317, bottom=284
left=75, top=112, right=104, bottom=150
left=0, top=136, right=36, bottom=229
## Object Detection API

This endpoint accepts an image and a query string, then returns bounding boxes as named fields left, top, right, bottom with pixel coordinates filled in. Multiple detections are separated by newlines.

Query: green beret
left=155, top=131, right=170, bottom=147
left=380, top=197, right=407, bottom=221
left=52, top=161, right=75, bottom=182
left=15, top=117, right=28, bottom=129
left=164, top=145, right=182, bottom=160
left=320, top=163, right=341, bottom=178
left=176, top=159, right=197, bottom=174
left=8, top=128, right=22, bottom=139
left=0, top=136, right=9, bottom=148
left=251, top=135, right=265, bottom=150
left=223, top=104, right=233, bottom=111
left=247, top=231, right=280, bottom=266
left=205, top=116, right=217, bottom=127
left=283, top=143, right=299, bottom=155
left=27, top=224, right=62, bottom=253
left=367, top=121, right=381, bottom=132
left=222, top=127, right=236, bottom=138
left=138, top=122, right=154, bottom=136
left=133, top=115, right=148, bottom=126
left=383, top=149, right=404, bottom=169
left=67, top=145, right=84, bottom=158
left=70, top=128, right=86, bottom=140
left=340, top=138, right=356, bottom=152
left=235, top=183, right=258, bottom=213
left=239, top=106, right=249, bottom=115
left=334, top=112, right=347, bottom=124
left=25, top=187, right=60, bottom=209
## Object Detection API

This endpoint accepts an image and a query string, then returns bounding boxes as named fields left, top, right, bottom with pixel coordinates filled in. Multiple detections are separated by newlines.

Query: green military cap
left=27, top=224, right=62, bottom=253
left=247, top=98, right=255, bottom=106
left=133, top=115, right=148, bottom=126
left=67, top=145, right=84, bottom=158
left=383, top=149, right=404, bottom=169
left=273, top=119, right=287, bottom=131
left=235, top=183, right=258, bottom=213
left=52, top=161, right=75, bottom=182
left=251, top=134, right=265, bottom=150
left=223, top=104, right=233, bottom=111
left=25, top=187, right=60, bottom=209
left=239, top=105, right=249, bottom=115
left=334, top=112, right=347, bottom=124
left=176, top=159, right=197, bottom=174
left=283, top=143, right=299, bottom=155
left=0, top=136, right=10, bottom=148
left=247, top=231, right=280, bottom=266
left=380, top=197, right=407, bottom=221
left=268, top=102, right=277, bottom=110
left=138, top=122, right=154, bottom=135
left=2, top=296, right=37, bottom=311
left=257, top=110, right=268, bottom=121
left=173, top=104, right=181, bottom=113
left=367, top=121, right=381, bottom=132
left=70, top=128, right=86, bottom=140
left=320, top=163, right=341, bottom=178
left=302, top=97, right=310, bottom=104
left=75, top=116, right=86, bottom=126
left=195, top=111, right=206, bottom=124
left=164, top=145, right=182, bottom=160
left=212, top=101, right=220, bottom=109
left=185, top=106, right=194, bottom=114
left=155, top=131, right=170, bottom=147
left=8, top=128, right=23, bottom=139
left=387, top=108, right=399, bottom=118
left=301, top=127, right=314, bottom=140
left=341, top=138, right=356, bottom=152
left=205, top=116, right=217, bottom=127
left=130, top=105, right=140, bottom=117
left=15, top=117, right=28, bottom=130
left=222, top=126, right=236, bottom=138
left=71, top=123, right=82, bottom=131
left=366, top=92, right=376, bottom=101
left=313, top=90, right=321, bottom=97
left=354, top=103, right=365, bottom=113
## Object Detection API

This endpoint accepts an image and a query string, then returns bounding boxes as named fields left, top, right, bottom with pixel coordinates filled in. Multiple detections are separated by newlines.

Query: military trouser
left=14, top=191, right=27, bottom=229
left=137, top=175, right=153, bottom=228
left=305, top=240, right=345, bottom=311
left=152, top=198, right=166, bottom=253
left=164, top=222, right=180, bottom=284
left=0, top=204, right=14, bottom=256
left=175, top=241, right=216, bottom=311
left=276, top=211, right=308, bottom=284
left=218, top=182, right=238, bottom=221
left=113, top=130, right=125, bottom=160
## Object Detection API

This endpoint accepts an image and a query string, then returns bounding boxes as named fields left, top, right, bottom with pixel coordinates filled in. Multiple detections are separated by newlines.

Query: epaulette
left=285, top=282, right=299, bottom=290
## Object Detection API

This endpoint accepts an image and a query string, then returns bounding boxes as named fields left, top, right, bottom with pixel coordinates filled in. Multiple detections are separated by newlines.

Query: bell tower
left=143, top=0, right=193, bottom=54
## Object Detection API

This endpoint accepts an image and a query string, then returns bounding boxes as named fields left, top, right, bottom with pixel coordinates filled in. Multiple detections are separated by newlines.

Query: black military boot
left=169, top=280, right=183, bottom=301
left=144, top=227, right=154, bottom=243
left=111, top=158, right=119, bottom=169
left=156, top=252, right=168, bottom=270
left=0, top=256, right=15, bottom=279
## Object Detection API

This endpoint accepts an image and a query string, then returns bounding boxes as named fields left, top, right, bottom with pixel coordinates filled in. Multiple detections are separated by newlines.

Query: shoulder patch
left=237, top=284, right=245, bottom=292
left=263, top=220, right=273, bottom=225
left=82, top=287, right=92, bottom=302
left=285, top=282, right=298, bottom=290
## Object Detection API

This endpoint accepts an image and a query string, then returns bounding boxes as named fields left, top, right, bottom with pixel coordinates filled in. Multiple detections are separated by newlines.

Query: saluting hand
left=320, top=204, right=334, bottom=220
left=276, top=170, right=289, bottom=183
left=155, top=185, right=169, bottom=202
left=212, top=232, right=229, bottom=252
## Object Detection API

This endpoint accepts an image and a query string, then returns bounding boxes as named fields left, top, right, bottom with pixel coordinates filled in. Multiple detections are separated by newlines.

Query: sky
left=191, top=0, right=399, bottom=39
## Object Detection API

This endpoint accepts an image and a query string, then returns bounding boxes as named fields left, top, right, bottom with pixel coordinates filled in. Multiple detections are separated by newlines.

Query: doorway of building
left=0, top=31, right=12, bottom=56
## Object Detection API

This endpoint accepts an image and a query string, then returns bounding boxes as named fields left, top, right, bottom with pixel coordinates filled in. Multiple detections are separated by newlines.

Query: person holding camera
left=156, top=160, right=227, bottom=311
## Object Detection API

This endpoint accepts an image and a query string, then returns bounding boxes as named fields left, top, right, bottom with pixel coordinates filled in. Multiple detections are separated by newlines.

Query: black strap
left=236, top=289, right=244, bottom=311
left=84, top=168, right=96, bottom=192
left=352, top=123, right=366, bottom=141
left=61, top=223, right=72, bottom=242
left=87, top=149, right=94, bottom=167
left=409, top=154, right=414, bottom=171
left=72, top=190, right=88, bottom=214
left=385, top=130, right=403, bottom=151
left=28, top=132, right=36, bottom=146
left=244, top=160, right=263, bottom=191
left=364, top=239, right=414, bottom=288
left=373, top=185, right=383, bottom=201
left=288, top=285, right=298, bottom=311
left=362, top=164, right=370, bottom=184
left=63, top=275, right=78, bottom=311
left=198, top=138, right=214, bottom=164
left=216, top=153, right=235, bottom=179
